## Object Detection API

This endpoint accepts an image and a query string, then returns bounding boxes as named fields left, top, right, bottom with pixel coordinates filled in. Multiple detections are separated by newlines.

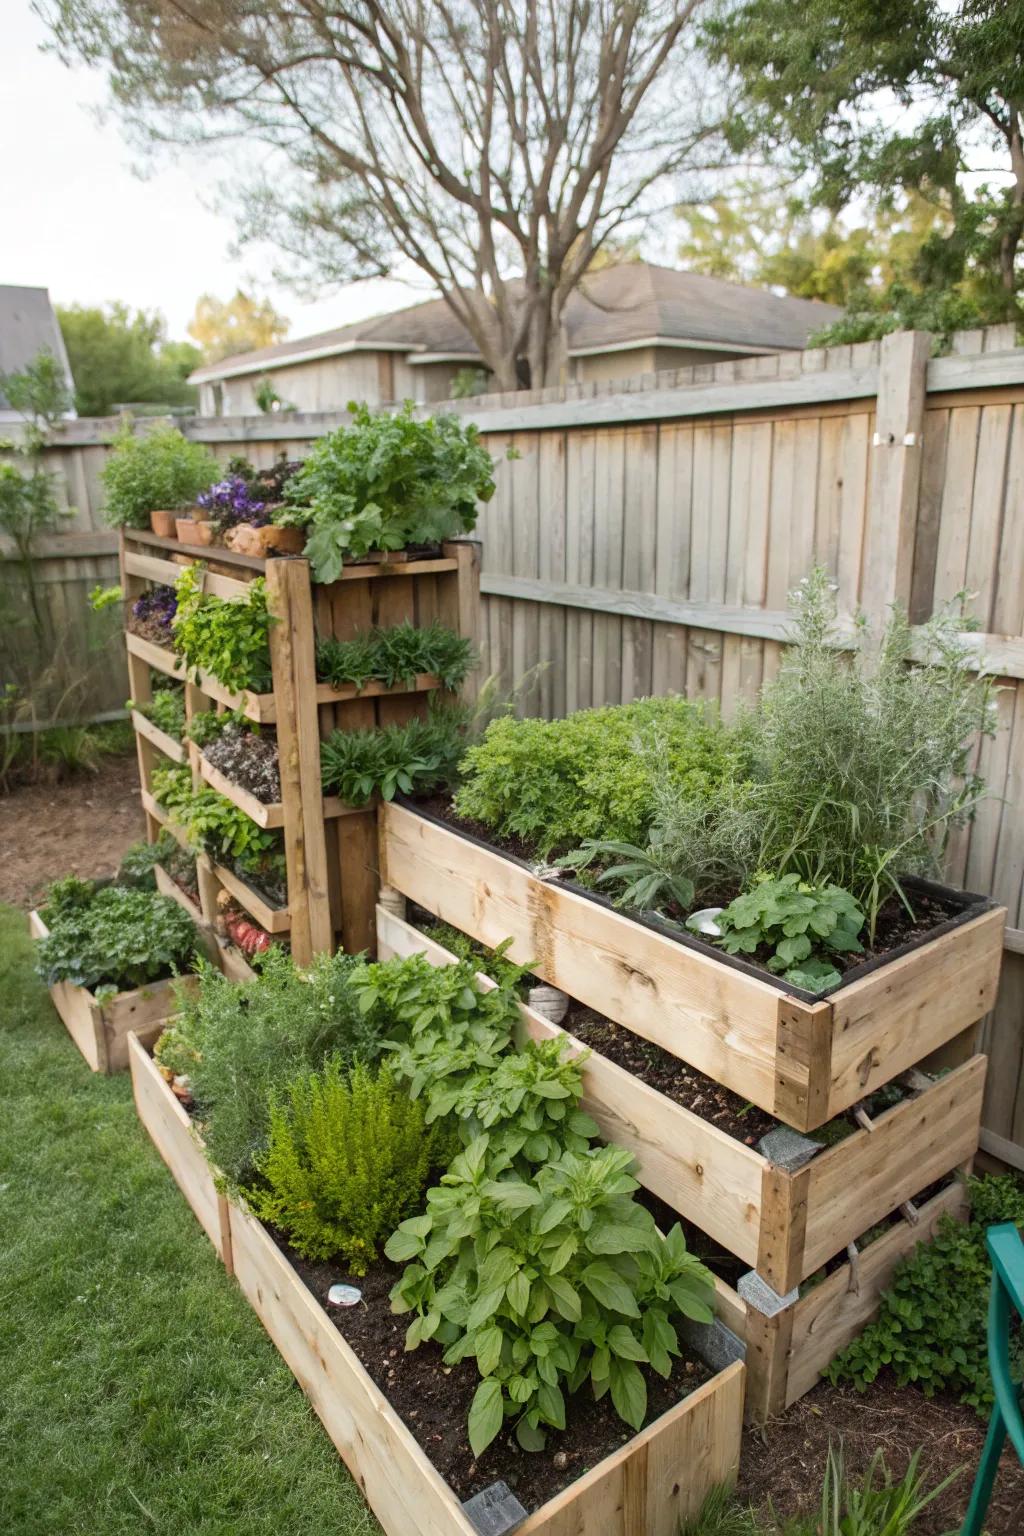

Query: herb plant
left=164, top=949, right=379, bottom=1184
left=320, top=708, right=465, bottom=805
left=134, top=686, right=185, bottom=741
left=36, top=884, right=197, bottom=997
left=279, top=402, right=494, bottom=582
left=316, top=621, right=475, bottom=693
left=151, top=765, right=284, bottom=883
left=455, top=697, right=745, bottom=857
left=247, top=1060, right=452, bottom=1272
left=100, top=426, right=218, bottom=527
left=828, top=1173, right=1024, bottom=1410
left=117, top=833, right=177, bottom=888
left=172, top=566, right=273, bottom=693
left=713, top=874, right=865, bottom=992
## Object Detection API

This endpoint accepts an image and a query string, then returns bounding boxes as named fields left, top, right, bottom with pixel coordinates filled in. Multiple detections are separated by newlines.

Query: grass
left=0, top=904, right=379, bottom=1536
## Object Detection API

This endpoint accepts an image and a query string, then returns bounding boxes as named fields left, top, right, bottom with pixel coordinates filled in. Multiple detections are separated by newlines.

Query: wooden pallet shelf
left=211, top=861, right=291, bottom=933
left=130, top=709, right=185, bottom=764
left=314, top=673, right=441, bottom=705
left=197, top=755, right=286, bottom=828
left=124, top=631, right=277, bottom=721
left=128, top=1035, right=744, bottom=1534
left=379, top=801, right=1004, bottom=1133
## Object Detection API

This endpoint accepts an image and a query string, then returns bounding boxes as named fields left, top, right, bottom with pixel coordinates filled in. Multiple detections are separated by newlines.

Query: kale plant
left=36, top=884, right=197, bottom=997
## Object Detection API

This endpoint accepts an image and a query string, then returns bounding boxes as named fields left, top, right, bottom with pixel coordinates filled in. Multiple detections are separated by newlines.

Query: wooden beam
left=862, top=330, right=930, bottom=623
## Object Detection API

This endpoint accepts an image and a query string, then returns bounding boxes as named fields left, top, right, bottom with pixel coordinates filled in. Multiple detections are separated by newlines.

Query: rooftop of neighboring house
left=0, top=285, right=76, bottom=415
left=188, top=262, right=843, bottom=384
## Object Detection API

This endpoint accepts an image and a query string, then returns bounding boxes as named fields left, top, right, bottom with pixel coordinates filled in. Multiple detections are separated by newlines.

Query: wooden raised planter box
left=128, top=1033, right=744, bottom=1535
left=376, top=907, right=986, bottom=1297
left=29, top=910, right=196, bottom=1073
left=380, top=801, right=1004, bottom=1133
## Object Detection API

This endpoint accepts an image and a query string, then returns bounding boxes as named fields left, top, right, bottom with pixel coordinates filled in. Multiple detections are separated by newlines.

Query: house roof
left=0, top=285, right=75, bottom=413
left=189, top=262, right=842, bottom=383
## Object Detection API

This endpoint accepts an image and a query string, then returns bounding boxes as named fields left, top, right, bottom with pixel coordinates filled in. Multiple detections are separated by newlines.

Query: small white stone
left=327, top=1283, right=362, bottom=1308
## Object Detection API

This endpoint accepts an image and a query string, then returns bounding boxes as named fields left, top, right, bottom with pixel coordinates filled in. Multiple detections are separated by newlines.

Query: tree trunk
left=1000, top=111, right=1024, bottom=296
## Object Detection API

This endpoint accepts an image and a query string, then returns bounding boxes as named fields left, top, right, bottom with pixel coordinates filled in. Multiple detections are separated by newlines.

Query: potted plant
left=100, top=425, right=219, bottom=537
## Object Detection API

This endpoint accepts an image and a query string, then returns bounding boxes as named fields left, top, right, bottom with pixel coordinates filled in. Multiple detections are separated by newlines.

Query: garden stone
left=326, top=1283, right=362, bottom=1308
left=757, top=1125, right=822, bottom=1171
left=462, top=1481, right=528, bottom=1536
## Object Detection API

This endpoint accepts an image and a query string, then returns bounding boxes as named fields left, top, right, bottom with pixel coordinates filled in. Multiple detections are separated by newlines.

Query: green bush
left=172, top=566, right=273, bottom=693
left=164, top=949, right=380, bottom=1184
left=100, top=426, right=218, bottom=527
left=320, top=706, right=465, bottom=805
left=35, top=883, right=197, bottom=998
left=248, top=1061, right=451, bottom=1272
left=316, top=620, right=475, bottom=693
left=278, top=401, right=494, bottom=582
left=454, top=696, right=745, bottom=857
left=828, top=1174, right=1024, bottom=1409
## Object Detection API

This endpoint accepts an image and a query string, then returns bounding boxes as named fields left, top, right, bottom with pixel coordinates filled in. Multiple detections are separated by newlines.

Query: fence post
left=861, top=330, right=930, bottom=629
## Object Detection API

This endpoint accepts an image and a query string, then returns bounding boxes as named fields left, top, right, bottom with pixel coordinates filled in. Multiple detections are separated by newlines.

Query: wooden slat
left=198, top=754, right=285, bottom=829
left=130, top=709, right=185, bottom=764
left=212, top=862, right=291, bottom=932
left=314, top=674, right=441, bottom=705
left=123, top=550, right=251, bottom=601
left=124, top=632, right=276, bottom=720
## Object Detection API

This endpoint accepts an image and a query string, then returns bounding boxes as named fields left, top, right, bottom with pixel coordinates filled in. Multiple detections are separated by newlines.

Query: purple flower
left=196, top=476, right=270, bottom=528
left=132, top=585, right=177, bottom=632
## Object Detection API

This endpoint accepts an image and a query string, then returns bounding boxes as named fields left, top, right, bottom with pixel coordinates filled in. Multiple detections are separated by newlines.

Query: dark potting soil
left=419, top=796, right=971, bottom=985
left=281, top=1241, right=712, bottom=1512
left=203, top=724, right=281, bottom=803
left=229, top=860, right=288, bottom=911
left=126, top=610, right=177, bottom=649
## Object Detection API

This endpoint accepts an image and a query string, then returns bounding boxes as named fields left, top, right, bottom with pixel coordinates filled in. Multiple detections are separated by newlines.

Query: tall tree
left=704, top=0, right=1024, bottom=326
left=40, top=2, right=730, bottom=389
left=187, top=290, right=290, bottom=363
left=57, top=303, right=200, bottom=415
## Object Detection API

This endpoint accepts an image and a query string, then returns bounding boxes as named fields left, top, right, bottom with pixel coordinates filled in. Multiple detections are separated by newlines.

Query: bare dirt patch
left=0, top=755, right=145, bottom=909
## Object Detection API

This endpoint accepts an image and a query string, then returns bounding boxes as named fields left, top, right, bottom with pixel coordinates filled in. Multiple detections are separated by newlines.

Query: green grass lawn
left=0, top=905, right=379, bottom=1536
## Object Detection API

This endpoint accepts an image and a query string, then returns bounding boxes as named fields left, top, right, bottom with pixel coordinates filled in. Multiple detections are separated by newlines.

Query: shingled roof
left=190, top=262, right=842, bottom=383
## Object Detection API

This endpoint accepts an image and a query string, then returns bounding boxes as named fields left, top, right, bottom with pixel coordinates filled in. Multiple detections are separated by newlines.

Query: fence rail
left=9, top=320, right=1024, bottom=1160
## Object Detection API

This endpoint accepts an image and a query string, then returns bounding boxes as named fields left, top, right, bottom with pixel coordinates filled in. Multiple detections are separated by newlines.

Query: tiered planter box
left=120, top=531, right=480, bottom=963
left=29, top=909, right=196, bottom=1073
left=379, top=800, right=1004, bottom=1131
left=128, top=1033, right=744, bottom=1536
left=375, top=903, right=984, bottom=1422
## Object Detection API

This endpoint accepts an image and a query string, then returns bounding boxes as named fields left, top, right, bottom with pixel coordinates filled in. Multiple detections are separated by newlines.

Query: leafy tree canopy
left=703, top=0, right=1024, bottom=341
left=57, top=303, right=200, bottom=416
left=187, top=290, right=289, bottom=364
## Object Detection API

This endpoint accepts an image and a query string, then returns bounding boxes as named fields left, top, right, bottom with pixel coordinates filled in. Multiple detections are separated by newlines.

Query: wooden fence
left=13, top=320, right=1024, bottom=1161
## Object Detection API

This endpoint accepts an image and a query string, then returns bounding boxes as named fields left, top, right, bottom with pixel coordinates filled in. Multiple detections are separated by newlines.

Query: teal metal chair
left=960, top=1222, right=1024, bottom=1536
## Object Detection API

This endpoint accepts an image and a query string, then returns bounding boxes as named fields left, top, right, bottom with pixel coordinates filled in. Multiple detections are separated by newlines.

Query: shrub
left=166, top=948, right=380, bottom=1183
left=316, top=620, right=475, bottom=693
left=35, top=883, right=197, bottom=998
left=320, top=706, right=465, bottom=805
left=101, top=426, right=219, bottom=527
left=278, top=401, right=494, bottom=582
left=172, top=566, right=273, bottom=693
left=455, top=696, right=745, bottom=857
left=247, top=1060, right=451, bottom=1271
left=828, top=1173, right=1024, bottom=1409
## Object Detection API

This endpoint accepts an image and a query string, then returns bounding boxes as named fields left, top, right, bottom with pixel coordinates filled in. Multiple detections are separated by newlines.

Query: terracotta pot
left=175, top=516, right=199, bottom=543
left=176, top=517, right=218, bottom=547
left=149, top=509, right=178, bottom=538
left=225, top=523, right=305, bottom=557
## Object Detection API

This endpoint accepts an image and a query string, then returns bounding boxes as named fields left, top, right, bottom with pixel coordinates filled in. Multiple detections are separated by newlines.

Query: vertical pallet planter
left=128, top=1031, right=744, bottom=1535
left=121, top=532, right=481, bottom=963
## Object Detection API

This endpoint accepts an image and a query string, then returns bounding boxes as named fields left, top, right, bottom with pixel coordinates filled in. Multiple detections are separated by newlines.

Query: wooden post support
left=266, top=559, right=333, bottom=964
left=862, top=329, right=930, bottom=627
left=442, top=539, right=482, bottom=700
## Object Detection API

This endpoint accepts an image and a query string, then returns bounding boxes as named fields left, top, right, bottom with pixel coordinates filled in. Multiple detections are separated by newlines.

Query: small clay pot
left=175, top=516, right=198, bottom=543
left=149, top=509, right=178, bottom=538
left=176, top=517, right=217, bottom=547
left=225, top=523, right=304, bottom=557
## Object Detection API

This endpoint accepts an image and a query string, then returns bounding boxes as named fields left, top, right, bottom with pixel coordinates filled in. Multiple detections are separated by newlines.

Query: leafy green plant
left=316, top=620, right=475, bottom=693
left=151, top=764, right=284, bottom=881
left=713, top=874, right=865, bottom=992
left=133, top=685, right=185, bottom=741
left=455, top=697, right=745, bottom=857
left=117, top=833, right=177, bottom=888
left=163, top=948, right=380, bottom=1183
left=278, top=402, right=494, bottom=582
left=419, top=921, right=532, bottom=995
left=813, top=1444, right=959, bottom=1536
left=320, top=706, right=465, bottom=805
left=387, top=1138, right=715, bottom=1454
left=39, top=873, right=97, bottom=926
left=172, top=566, right=273, bottom=693
left=185, top=706, right=248, bottom=747
left=828, top=1173, right=1024, bottom=1409
left=35, top=884, right=197, bottom=996
left=247, top=1060, right=452, bottom=1271
left=100, top=425, right=218, bottom=527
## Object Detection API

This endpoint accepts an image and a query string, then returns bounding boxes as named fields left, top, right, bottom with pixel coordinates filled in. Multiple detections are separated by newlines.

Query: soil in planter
left=203, top=724, right=281, bottom=803
left=282, top=1241, right=712, bottom=1512
left=417, top=795, right=975, bottom=984
left=229, top=858, right=288, bottom=911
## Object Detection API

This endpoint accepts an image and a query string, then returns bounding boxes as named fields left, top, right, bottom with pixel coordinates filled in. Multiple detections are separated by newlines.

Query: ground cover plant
left=0, top=905, right=377, bottom=1536
left=316, top=620, right=475, bottom=694
left=35, top=874, right=197, bottom=999
left=101, top=425, right=218, bottom=528
left=276, top=402, right=495, bottom=582
left=454, top=695, right=745, bottom=856
left=828, top=1172, right=1024, bottom=1410
left=320, top=707, right=465, bottom=805
left=171, top=566, right=273, bottom=694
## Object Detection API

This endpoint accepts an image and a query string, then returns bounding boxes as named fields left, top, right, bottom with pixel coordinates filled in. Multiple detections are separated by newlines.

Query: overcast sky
left=3, top=4, right=419, bottom=344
